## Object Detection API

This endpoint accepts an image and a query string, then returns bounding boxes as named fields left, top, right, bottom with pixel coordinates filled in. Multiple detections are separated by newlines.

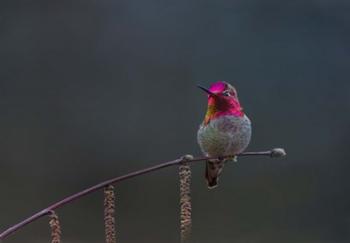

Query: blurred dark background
left=1, top=0, right=349, bottom=242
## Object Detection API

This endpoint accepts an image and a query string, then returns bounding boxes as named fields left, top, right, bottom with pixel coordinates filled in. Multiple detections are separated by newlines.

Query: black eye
left=223, top=91, right=230, bottom=96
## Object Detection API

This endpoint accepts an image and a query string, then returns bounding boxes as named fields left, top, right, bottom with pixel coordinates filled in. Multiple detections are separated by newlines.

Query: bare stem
left=0, top=148, right=285, bottom=240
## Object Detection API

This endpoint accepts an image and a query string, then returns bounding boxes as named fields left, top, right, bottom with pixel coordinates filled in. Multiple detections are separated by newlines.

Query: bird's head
left=198, top=81, right=244, bottom=125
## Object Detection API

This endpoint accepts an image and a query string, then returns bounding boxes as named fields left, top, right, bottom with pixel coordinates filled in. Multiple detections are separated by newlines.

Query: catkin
left=49, top=211, right=61, bottom=243
left=179, top=155, right=193, bottom=243
left=104, top=185, right=116, bottom=243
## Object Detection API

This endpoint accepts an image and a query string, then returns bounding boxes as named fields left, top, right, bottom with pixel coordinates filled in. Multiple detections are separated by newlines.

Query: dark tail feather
left=205, top=160, right=224, bottom=189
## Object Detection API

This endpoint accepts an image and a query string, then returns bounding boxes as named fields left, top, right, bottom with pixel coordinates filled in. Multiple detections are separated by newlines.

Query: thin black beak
left=197, top=84, right=216, bottom=96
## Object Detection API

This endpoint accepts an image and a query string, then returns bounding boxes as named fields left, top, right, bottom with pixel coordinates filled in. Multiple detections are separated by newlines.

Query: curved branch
left=0, top=148, right=286, bottom=240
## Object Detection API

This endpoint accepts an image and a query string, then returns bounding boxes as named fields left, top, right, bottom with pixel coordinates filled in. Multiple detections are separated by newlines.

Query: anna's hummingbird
left=197, top=81, right=252, bottom=189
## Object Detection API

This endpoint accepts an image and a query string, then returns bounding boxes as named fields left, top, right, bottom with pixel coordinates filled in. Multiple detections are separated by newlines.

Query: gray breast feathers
left=197, top=115, right=252, bottom=157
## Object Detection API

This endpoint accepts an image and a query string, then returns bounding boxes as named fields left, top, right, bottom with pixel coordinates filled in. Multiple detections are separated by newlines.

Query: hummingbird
left=197, top=81, right=252, bottom=189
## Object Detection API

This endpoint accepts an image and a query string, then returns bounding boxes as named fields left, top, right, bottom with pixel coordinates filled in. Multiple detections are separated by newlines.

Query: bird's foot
left=217, top=156, right=225, bottom=161
left=209, top=158, right=221, bottom=164
left=224, top=155, right=238, bottom=163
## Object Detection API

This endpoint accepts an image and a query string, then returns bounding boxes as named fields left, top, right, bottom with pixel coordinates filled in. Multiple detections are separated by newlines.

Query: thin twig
left=0, top=148, right=285, bottom=240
